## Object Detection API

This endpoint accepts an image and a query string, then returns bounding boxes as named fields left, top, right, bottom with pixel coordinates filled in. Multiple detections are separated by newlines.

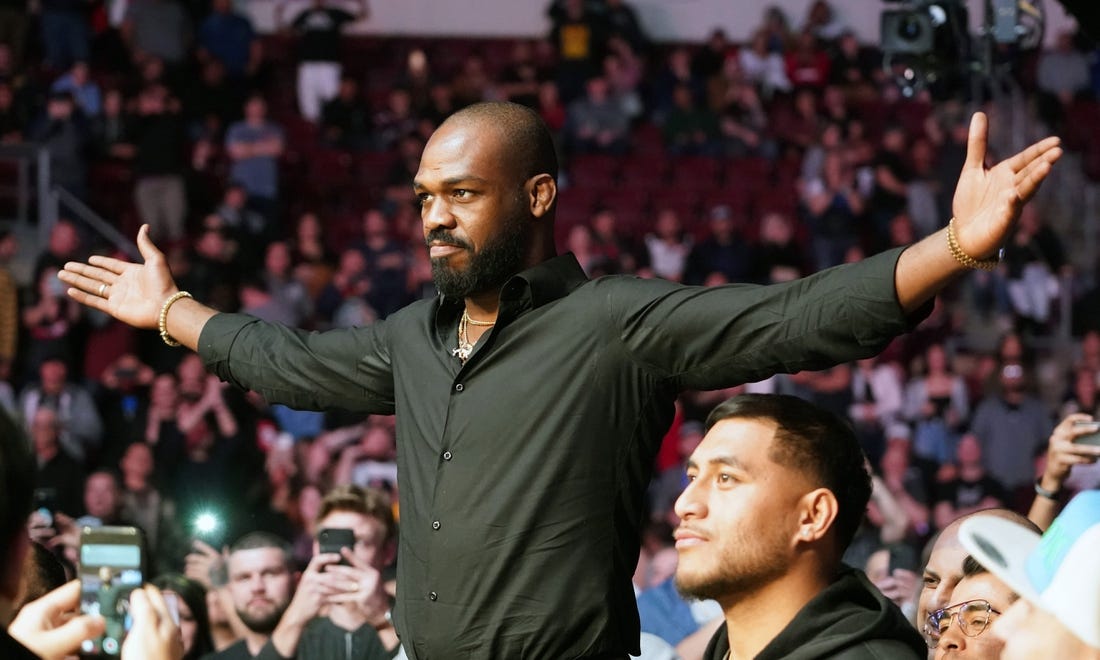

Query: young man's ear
left=794, top=488, right=838, bottom=545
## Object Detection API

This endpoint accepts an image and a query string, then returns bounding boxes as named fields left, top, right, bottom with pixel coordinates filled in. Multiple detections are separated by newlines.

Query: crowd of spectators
left=1, top=0, right=1100, bottom=657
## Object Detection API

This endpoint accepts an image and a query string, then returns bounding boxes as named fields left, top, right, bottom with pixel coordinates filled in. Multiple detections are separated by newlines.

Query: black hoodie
left=703, top=567, right=926, bottom=660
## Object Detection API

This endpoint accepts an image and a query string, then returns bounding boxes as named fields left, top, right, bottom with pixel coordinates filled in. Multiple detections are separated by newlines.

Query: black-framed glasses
left=923, top=599, right=1001, bottom=648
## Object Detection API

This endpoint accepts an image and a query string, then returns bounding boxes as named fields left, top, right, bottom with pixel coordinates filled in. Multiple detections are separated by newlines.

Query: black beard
left=428, top=215, right=528, bottom=298
left=237, top=602, right=289, bottom=634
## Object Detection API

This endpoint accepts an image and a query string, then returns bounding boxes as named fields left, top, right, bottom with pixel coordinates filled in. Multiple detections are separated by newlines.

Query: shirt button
left=454, top=383, right=464, bottom=392
left=432, top=520, right=441, bottom=530
left=429, top=591, right=438, bottom=601
left=442, top=450, right=452, bottom=460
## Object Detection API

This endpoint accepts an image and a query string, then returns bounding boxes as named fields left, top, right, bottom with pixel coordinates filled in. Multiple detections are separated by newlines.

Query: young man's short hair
left=0, top=408, right=34, bottom=567
left=704, top=393, right=871, bottom=555
left=230, top=531, right=294, bottom=569
left=316, top=485, right=396, bottom=547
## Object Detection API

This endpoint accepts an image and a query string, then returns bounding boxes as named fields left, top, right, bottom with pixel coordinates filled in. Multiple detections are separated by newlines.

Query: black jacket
left=703, top=568, right=925, bottom=659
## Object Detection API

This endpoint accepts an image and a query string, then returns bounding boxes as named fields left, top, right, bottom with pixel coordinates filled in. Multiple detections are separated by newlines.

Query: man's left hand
left=951, top=112, right=1062, bottom=259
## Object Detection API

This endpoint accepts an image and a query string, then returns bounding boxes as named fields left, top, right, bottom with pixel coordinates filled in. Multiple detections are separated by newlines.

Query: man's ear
left=794, top=488, right=838, bottom=545
left=527, top=174, right=557, bottom=219
left=1, top=530, right=30, bottom=614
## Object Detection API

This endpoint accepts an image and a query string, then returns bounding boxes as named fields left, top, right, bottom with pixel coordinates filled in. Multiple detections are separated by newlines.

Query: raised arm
left=59, top=224, right=216, bottom=350
left=894, top=112, right=1062, bottom=313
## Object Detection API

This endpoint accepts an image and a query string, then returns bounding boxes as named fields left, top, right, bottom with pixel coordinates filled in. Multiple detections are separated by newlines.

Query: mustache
left=425, top=229, right=472, bottom=251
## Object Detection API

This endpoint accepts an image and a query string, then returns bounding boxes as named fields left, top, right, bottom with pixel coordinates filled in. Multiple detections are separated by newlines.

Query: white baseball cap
left=959, top=490, right=1100, bottom=650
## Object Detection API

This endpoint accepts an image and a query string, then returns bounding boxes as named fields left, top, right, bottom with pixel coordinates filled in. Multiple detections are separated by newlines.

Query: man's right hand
left=270, top=552, right=347, bottom=657
left=9, top=580, right=106, bottom=660
left=59, top=224, right=179, bottom=330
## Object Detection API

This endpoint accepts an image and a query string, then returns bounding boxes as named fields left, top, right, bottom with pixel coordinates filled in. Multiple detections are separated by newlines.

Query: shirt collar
left=437, top=253, right=589, bottom=319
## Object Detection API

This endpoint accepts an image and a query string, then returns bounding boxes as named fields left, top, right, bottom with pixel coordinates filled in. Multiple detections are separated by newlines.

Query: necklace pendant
left=452, top=341, right=473, bottom=364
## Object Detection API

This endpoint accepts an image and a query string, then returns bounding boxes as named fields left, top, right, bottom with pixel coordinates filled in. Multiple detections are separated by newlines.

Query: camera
left=79, top=526, right=145, bottom=656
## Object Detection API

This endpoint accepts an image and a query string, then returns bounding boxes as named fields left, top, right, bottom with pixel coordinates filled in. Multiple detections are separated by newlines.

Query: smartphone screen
left=79, top=527, right=144, bottom=656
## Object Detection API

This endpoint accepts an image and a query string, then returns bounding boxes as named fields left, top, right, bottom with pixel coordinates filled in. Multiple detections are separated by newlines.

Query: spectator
left=863, top=544, right=920, bottom=622
left=90, top=88, right=130, bottom=157
left=371, top=88, right=417, bottom=151
left=745, top=210, right=803, bottom=284
left=589, top=207, right=643, bottom=274
left=829, top=30, right=876, bottom=89
left=38, top=0, right=90, bottom=71
left=674, top=395, right=925, bottom=657
left=662, top=83, right=719, bottom=156
left=717, top=80, right=768, bottom=158
left=202, top=532, right=297, bottom=659
left=848, top=355, right=904, bottom=466
left=928, top=555, right=1016, bottom=658
left=933, top=433, right=1006, bottom=530
left=183, top=59, right=242, bottom=141
left=637, top=574, right=722, bottom=659
left=644, top=208, right=692, bottom=282
left=121, top=0, right=192, bottom=68
left=648, top=420, right=704, bottom=525
left=1003, top=204, right=1067, bottom=334
left=120, top=85, right=189, bottom=244
left=2, top=408, right=184, bottom=660
left=96, top=353, right=155, bottom=466
left=683, top=205, right=746, bottom=285
left=49, top=60, right=101, bottom=117
left=784, top=30, right=831, bottom=90
left=26, top=92, right=89, bottom=199
left=692, top=28, right=730, bottom=82
left=1036, top=30, right=1092, bottom=131
left=650, top=47, right=701, bottom=122
left=262, top=485, right=395, bottom=658
left=259, top=241, right=311, bottom=327
left=151, top=574, right=214, bottom=660
left=278, top=0, right=369, bottom=123
left=320, top=75, right=370, bottom=149
left=197, top=0, right=261, bottom=81
left=352, top=210, right=409, bottom=318
left=802, top=148, right=864, bottom=270
left=548, top=0, right=607, bottom=102
left=971, top=362, right=1053, bottom=500
left=868, top=124, right=913, bottom=242
left=564, top=76, right=630, bottom=154
left=601, top=0, right=648, bottom=54
left=1029, top=414, right=1100, bottom=528
left=28, top=406, right=84, bottom=517
left=961, top=492, right=1100, bottom=660
left=738, top=29, right=791, bottom=98
left=917, top=508, right=1038, bottom=648
left=225, top=95, right=285, bottom=221
left=212, top=183, right=267, bottom=252
left=904, top=343, right=970, bottom=465
left=19, top=357, right=103, bottom=464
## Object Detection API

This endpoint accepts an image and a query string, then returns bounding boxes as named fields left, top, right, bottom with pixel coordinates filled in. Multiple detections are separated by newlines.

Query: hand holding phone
left=79, top=526, right=145, bottom=656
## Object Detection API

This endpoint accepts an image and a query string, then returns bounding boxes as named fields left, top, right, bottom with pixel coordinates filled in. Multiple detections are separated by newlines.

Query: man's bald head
left=918, top=508, right=1039, bottom=642
left=442, top=102, right=559, bottom=185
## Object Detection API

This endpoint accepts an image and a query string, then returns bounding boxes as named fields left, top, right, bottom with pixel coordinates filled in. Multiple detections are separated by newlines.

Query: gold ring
left=98, top=283, right=108, bottom=297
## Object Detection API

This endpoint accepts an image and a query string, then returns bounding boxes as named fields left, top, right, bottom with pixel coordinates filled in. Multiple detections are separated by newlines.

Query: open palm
left=951, top=112, right=1062, bottom=258
left=58, top=224, right=179, bottom=330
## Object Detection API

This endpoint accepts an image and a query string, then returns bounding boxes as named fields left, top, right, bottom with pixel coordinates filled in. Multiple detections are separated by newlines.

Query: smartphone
left=1073, top=420, right=1100, bottom=447
left=317, top=527, right=355, bottom=566
left=79, top=526, right=145, bottom=656
left=32, top=487, right=59, bottom=528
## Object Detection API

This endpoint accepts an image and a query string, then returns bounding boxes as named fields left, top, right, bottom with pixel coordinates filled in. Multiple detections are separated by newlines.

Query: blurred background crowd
left=1, top=0, right=1100, bottom=657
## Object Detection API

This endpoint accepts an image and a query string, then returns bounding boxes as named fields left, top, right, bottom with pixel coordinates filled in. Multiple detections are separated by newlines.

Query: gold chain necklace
left=452, top=309, right=495, bottom=364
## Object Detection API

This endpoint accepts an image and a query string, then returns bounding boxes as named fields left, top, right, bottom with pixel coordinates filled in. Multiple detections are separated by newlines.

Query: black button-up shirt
left=199, top=248, right=922, bottom=660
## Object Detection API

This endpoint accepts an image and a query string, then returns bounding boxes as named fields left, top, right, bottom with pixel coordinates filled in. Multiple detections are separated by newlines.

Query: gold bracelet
left=158, top=291, right=193, bottom=347
left=946, top=218, right=999, bottom=271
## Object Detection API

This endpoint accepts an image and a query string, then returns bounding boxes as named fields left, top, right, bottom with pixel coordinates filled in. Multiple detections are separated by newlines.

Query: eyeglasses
left=923, top=599, right=1001, bottom=648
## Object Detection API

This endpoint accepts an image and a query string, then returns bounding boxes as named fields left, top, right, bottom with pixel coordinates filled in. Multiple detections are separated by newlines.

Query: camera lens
left=898, top=16, right=924, bottom=41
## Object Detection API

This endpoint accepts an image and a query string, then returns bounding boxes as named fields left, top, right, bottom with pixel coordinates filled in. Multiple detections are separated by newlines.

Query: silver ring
left=98, top=283, right=108, bottom=297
